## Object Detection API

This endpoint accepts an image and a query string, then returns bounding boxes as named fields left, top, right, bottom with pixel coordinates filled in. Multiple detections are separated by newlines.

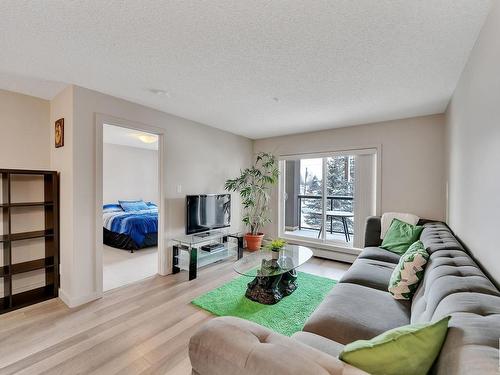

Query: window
left=279, top=149, right=377, bottom=249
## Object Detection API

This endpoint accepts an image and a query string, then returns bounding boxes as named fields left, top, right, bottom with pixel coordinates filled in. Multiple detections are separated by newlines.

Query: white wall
left=446, top=1, right=500, bottom=286
left=103, top=143, right=158, bottom=205
left=254, top=114, right=447, bottom=239
left=50, top=85, right=253, bottom=306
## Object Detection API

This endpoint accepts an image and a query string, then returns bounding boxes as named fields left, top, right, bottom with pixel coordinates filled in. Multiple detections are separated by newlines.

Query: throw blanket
left=103, top=207, right=158, bottom=246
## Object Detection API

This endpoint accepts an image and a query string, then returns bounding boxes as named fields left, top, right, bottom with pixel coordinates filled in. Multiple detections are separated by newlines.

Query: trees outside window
left=300, top=156, right=355, bottom=233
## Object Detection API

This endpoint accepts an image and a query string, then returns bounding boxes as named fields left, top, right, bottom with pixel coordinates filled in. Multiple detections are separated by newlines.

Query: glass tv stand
left=172, top=230, right=243, bottom=280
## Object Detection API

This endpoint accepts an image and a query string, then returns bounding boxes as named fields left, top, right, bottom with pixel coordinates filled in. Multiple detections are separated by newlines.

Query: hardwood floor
left=0, top=256, right=350, bottom=375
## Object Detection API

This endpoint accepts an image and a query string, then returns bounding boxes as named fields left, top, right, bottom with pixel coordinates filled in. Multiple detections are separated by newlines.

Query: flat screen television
left=186, top=194, right=231, bottom=235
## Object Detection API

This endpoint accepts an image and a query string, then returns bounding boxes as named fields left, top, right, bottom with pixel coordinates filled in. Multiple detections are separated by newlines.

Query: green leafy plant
left=225, top=152, right=279, bottom=235
left=265, top=239, right=287, bottom=252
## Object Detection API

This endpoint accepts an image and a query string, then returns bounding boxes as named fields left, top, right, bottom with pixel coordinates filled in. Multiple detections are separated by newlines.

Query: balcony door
left=280, top=149, right=377, bottom=249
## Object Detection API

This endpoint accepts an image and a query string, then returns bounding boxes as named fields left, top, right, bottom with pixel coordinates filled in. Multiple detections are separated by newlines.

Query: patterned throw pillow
left=388, top=240, right=429, bottom=300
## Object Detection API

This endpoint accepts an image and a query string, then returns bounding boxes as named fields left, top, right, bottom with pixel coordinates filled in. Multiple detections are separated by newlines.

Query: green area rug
left=192, top=272, right=336, bottom=336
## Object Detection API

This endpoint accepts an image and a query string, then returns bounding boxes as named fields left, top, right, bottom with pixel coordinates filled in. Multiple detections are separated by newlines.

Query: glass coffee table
left=233, top=245, right=313, bottom=305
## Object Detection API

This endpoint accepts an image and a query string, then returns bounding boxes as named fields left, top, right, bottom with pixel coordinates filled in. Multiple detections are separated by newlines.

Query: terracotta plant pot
left=245, top=233, right=264, bottom=251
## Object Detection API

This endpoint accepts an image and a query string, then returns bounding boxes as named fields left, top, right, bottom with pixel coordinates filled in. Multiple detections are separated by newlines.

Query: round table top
left=233, top=244, right=313, bottom=277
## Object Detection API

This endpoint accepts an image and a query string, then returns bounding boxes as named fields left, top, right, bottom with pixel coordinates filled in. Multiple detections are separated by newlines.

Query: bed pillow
left=388, top=240, right=429, bottom=300
left=381, top=219, right=423, bottom=254
left=103, top=203, right=123, bottom=213
left=119, top=200, right=149, bottom=212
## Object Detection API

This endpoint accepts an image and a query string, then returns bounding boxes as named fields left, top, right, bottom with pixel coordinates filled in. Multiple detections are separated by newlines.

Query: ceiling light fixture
left=150, top=89, right=170, bottom=97
left=137, top=135, right=158, bottom=144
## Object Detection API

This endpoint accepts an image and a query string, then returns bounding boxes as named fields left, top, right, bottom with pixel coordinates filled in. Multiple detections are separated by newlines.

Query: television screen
left=186, top=194, right=231, bottom=235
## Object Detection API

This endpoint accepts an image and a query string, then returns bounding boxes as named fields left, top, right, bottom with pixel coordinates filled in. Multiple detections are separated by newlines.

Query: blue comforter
left=103, top=205, right=158, bottom=246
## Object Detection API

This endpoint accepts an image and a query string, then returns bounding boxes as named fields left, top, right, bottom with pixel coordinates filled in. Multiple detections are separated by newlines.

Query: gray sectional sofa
left=189, top=218, right=500, bottom=375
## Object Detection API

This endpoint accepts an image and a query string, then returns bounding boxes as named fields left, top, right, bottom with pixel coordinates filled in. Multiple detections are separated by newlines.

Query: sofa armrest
left=189, top=317, right=367, bottom=375
left=364, top=216, right=382, bottom=247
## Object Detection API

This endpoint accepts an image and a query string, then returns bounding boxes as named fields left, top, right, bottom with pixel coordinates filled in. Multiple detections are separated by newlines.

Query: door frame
left=95, top=113, right=168, bottom=294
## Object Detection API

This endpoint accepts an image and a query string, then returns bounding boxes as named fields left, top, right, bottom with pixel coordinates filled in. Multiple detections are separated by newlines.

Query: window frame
left=277, top=146, right=381, bottom=253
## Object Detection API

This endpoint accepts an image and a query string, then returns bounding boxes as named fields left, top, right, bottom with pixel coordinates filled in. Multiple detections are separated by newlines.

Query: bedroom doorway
left=98, top=122, right=163, bottom=291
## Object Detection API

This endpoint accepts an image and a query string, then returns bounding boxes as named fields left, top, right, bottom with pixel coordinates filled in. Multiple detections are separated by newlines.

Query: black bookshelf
left=0, top=169, right=59, bottom=314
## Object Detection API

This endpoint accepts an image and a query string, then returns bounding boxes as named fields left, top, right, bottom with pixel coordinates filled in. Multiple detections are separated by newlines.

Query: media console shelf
left=0, top=169, right=59, bottom=314
left=172, top=231, right=243, bottom=280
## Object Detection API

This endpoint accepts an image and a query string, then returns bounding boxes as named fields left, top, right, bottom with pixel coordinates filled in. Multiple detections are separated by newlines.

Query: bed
left=103, top=201, right=158, bottom=252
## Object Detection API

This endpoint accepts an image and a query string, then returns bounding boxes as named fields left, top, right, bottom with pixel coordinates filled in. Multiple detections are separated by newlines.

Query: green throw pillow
left=388, top=241, right=429, bottom=300
left=381, top=218, right=423, bottom=254
left=339, top=316, right=450, bottom=375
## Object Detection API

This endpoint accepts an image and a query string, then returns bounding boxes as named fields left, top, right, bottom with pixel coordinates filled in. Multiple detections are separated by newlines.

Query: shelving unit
left=0, top=169, right=59, bottom=314
left=172, top=231, right=244, bottom=280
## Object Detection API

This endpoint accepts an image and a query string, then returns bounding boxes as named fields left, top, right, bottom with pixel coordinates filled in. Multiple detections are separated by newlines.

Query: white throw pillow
left=380, top=212, right=420, bottom=239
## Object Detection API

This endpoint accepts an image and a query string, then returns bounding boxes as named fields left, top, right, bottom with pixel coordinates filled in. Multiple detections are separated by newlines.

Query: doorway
left=95, top=115, right=167, bottom=294
left=101, top=124, right=159, bottom=290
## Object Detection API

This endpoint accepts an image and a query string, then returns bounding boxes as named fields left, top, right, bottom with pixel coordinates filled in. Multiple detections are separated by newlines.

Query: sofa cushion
left=303, top=283, right=411, bottom=344
left=430, top=293, right=500, bottom=375
left=340, top=258, right=396, bottom=291
left=435, top=315, right=500, bottom=375
left=357, top=247, right=401, bottom=264
left=420, top=222, right=464, bottom=253
left=292, top=331, right=345, bottom=357
left=411, top=251, right=500, bottom=324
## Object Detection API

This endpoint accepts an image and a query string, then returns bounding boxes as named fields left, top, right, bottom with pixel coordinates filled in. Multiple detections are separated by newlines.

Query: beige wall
left=51, top=85, right=253, bottom=305
left=0, top=83, right=454, bottom=301
left=0, top=90, right=51, bottom=295
left=50, top=86, right=76, bottom=299
left=0, top=89, right=50, bottom=169
left=103, top=143, right=158, bottom=205
left=0, top=88, right=452, bottom=302
left=254, top=114, right=447, bottom=239
left=446, top=2, right=500, bottom=286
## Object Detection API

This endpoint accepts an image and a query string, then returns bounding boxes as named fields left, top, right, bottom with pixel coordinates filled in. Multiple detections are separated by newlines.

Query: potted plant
left=225, top=152, right=279, bottom=251
left=265, top=239, right=287, bottom=260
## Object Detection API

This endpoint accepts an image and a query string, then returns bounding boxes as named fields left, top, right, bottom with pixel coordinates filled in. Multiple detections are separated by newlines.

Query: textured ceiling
left=103, top=124, right=158, bottom=150
left=0, top=1, right=492, bottom=139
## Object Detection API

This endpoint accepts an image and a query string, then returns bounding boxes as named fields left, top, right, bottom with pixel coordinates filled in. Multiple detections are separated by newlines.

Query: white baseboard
left=59, top=288, right=102, bottom=308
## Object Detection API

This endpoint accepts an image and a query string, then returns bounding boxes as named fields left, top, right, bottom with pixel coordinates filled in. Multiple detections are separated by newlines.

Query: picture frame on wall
left=55, top=118, right=64, bottom=148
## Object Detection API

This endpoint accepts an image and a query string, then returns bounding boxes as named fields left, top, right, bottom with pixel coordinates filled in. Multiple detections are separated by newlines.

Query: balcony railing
left=297, top=194, right=354, bottom=235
